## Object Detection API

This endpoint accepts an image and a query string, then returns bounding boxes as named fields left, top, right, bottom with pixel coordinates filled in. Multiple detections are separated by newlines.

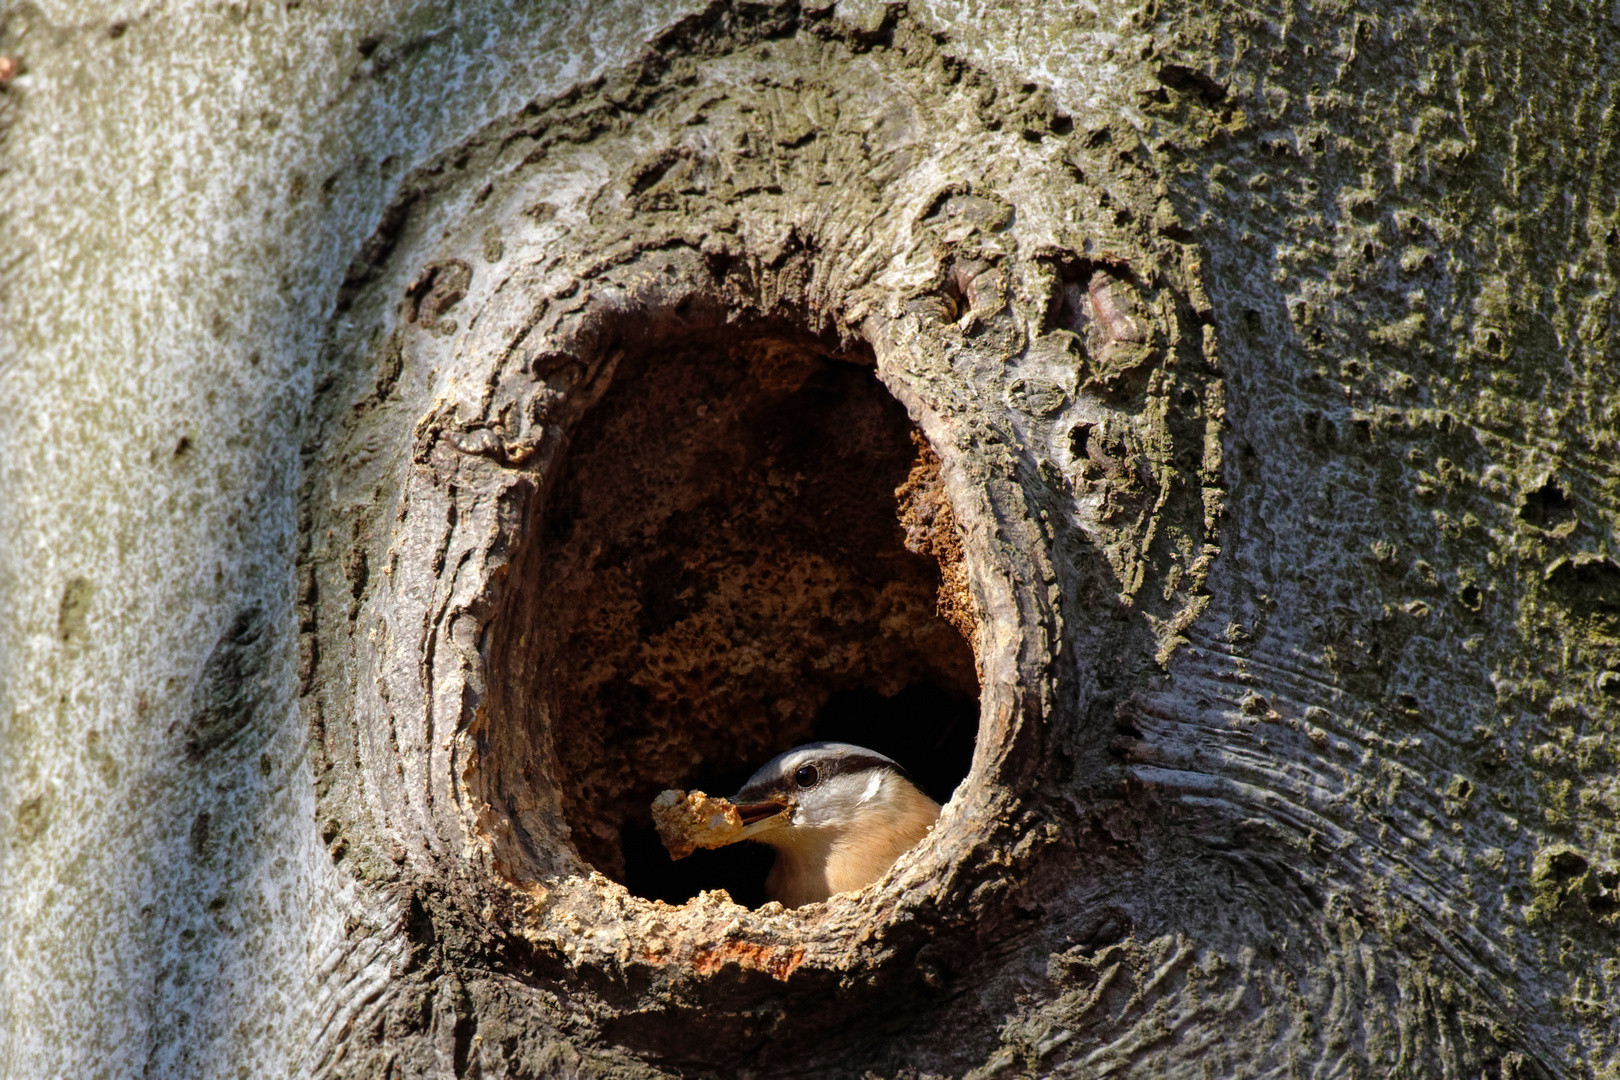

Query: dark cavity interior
left=529, top=325, right=979, bottom=905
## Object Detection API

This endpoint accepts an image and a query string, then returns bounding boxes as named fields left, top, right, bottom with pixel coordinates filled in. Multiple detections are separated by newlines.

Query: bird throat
left=763, top=781, right=940, bottom=908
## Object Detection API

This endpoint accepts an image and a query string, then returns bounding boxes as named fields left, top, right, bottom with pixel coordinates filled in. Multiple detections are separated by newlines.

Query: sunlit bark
left=2, top=1, right=1616, bottom=1077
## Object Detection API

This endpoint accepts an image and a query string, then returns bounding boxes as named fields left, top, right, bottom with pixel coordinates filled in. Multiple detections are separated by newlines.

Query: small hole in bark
left=1519, top=480, right=1575, bottom=530
left=502, top=323, right=980, bottom=905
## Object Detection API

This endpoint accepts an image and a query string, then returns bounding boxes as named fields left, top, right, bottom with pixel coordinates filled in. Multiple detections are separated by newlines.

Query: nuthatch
left=727, top=741, right=940, bottom=909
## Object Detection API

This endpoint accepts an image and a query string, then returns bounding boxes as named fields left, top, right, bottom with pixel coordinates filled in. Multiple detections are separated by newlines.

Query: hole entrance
left=522, top=323, right=979, bottom=905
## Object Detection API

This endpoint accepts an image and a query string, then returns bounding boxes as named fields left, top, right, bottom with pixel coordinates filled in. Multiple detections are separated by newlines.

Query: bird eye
left=794, top=764, right=818, bottom=788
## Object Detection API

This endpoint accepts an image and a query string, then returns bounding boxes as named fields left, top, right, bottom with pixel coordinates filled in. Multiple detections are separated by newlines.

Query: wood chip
left=651, top=789, right=747, bottom=860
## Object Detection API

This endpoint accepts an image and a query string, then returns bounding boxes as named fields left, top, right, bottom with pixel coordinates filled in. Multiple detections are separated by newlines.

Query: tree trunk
left=3, top=1, right=1616, bottom=1077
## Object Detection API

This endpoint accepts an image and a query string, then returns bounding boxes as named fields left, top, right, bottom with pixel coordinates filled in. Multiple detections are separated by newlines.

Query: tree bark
left=3, top=1, right=1617, bottom=1078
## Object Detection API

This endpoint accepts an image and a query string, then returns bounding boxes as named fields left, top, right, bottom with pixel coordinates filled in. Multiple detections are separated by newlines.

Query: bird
left=725, top=741, right=940, bottom=909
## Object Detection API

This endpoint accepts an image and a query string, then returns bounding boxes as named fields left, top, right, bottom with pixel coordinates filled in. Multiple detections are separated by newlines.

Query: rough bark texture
left=2, top=1, right=1618, bottom=1079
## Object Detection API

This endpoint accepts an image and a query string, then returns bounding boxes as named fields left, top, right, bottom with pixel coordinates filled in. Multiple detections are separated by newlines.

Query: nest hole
left=519, top=323, right=979, bottom=906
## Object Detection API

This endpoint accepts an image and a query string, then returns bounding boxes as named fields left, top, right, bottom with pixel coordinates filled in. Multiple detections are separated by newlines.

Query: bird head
left=728, top=741, right=923, bottom=841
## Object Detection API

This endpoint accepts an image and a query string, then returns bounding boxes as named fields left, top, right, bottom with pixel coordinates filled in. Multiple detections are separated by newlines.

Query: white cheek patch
left=857, top=771, right=883, bottom=805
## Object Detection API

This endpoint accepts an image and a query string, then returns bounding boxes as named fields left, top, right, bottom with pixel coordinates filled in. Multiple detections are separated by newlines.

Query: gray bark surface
left=2, top=1, right=1616, bottom=1078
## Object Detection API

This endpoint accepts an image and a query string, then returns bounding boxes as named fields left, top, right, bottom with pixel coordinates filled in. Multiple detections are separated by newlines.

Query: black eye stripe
left=822, top=754, right=903, bottom=780
left=732, top=749, right=913, bottom=802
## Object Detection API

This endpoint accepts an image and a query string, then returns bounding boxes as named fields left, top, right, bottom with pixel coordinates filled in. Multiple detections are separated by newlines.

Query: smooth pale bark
left=0, top=3, right=707, bottom=1075
left=2, top=1, right=1617, bottom=1078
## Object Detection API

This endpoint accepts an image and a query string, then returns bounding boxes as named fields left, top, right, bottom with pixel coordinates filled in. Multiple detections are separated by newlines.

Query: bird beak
left=732, top=799, right=789, bottom=837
